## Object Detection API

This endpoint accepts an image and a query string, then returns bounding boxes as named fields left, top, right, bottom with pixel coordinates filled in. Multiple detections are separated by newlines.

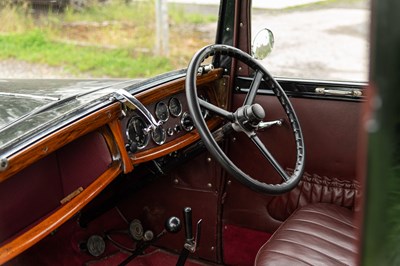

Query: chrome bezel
left=180, top=112, right=194, bottom=132
left=126, top=116, right=150, bottom=150
left=155, top=101, right=170, bottom=122
left=168, top=97, right=182, bottom=117
left=151, top=126, right=167, bottom=145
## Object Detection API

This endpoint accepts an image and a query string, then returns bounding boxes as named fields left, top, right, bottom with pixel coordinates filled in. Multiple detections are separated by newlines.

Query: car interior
left=0, top=1, right=367, bottom=265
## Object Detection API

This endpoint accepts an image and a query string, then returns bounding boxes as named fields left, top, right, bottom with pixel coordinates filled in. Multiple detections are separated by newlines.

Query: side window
left=0, top=1, right=218, bottom=79
left=252, top=0, right=370, bottom=82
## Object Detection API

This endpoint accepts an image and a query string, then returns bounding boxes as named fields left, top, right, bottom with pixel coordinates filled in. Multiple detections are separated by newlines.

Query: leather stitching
left=300, top=208, right=355, bottom=228
left=290, top=218, right=357, bottom=240
left=273, top=238, right=350, bottom=265
left=280, top=228, right=357, bottom=254
left=266, top=250, right=314, bottom=265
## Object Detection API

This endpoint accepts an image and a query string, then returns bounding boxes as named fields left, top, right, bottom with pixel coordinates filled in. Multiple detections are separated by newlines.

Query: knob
left=181, top=112, right=194, bottom=131
left=244, top=103, right=266, bottom=126
left=165, top=216, right=182, bottom=233
left=126, top=141, right=138, bottom=153
left=143, top=230, right=154, bottom=241
left=246, top=103, right=265, bottom=121
left=174, top=124, right=182, bottom=133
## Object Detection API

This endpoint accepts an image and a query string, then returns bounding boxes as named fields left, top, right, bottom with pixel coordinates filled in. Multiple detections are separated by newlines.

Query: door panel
left=223, top=82, right=363, bottom=233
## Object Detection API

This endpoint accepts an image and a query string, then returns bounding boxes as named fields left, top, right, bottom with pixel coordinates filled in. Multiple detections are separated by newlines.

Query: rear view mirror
left=251, top=28, right=274, bottom=60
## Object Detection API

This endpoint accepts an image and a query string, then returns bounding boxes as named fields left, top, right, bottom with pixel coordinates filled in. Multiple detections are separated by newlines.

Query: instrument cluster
left=125, top=92, right=210, bottom=153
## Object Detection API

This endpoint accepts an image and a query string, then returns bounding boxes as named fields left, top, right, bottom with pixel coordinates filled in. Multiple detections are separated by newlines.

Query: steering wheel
left=185, top=44, right=305, bottom=194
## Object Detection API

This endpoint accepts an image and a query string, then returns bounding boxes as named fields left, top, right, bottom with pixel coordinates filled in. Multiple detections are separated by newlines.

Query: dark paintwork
left=362, top=0, right=400, bottom=264
left=0, top=79, right=137, bottom=155
left=0, top=79, right=126, bottom=128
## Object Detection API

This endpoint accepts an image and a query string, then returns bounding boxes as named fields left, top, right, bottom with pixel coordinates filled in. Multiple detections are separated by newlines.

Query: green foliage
left=0, top=0, right=30, bottom=9
left=61, top=0, right=154, bottom=23
left=169, top=4, right=217, bottom=25
left=0, top=3, right=33, bottom=33
left=0, top=1, right=216, bottom=78
left=0, top=31, right=172, bottom=77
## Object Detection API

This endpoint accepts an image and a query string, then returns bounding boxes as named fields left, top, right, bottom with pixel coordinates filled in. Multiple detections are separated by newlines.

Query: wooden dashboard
left=0, top=69, right=227, bottom=264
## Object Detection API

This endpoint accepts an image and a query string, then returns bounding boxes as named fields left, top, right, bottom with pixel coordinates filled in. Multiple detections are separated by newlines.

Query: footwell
left=86, top=248, right=209, bottom=266
left=223, top=224, right=272, bottom=266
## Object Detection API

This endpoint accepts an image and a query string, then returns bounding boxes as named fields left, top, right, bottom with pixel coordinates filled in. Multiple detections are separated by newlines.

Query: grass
left=169, top=4, right=217, bottom=25
left=0, top=5, right=34, bottom=33
left=0, top=1, right=217, bottom=78
left=0, top=30, right=172, bottom=77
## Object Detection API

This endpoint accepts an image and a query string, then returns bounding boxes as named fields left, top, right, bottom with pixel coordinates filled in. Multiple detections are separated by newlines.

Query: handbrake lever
left=176, top=207, right=202, bottom=266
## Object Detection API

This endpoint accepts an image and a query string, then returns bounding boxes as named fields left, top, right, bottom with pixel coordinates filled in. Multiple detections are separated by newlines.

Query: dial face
left=180, top=112, right=194, bottom=132
left=168, top=97, right=182, bottom=117
left=152, top=126, right=167, bottom=145
left=126, top=116, right=149, bottom=149
left=155, top=101, right=169, bottom=122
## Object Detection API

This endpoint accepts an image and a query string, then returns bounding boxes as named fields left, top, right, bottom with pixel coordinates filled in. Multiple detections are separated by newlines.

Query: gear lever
left=176, top=207, right=202, bottom=266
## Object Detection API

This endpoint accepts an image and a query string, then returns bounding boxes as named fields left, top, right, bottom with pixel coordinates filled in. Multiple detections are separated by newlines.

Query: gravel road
left=0, top=59, right=91, bottom=79
left=254, top=5, right=370, bottom=82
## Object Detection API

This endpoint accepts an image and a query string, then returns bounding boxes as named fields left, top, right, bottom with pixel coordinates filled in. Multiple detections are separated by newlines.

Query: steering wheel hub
left=233, top=103, right=266, bottom=133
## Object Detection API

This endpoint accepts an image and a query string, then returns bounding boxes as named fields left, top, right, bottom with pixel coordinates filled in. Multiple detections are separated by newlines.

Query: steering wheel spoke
left=251, top=135, right=289, bottom=182
left=244, top=70, right=264, bottom=106
left=199, top=98, right=234, bottom=121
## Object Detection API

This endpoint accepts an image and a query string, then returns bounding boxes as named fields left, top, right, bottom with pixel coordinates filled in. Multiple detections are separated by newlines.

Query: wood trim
left=0, top=162, right=122, bottom=265
left=0, top=69, right=224, bottom=184
left=108, top=119, right=134, bottom=173
left=0, top=103, right=121, bottom=184
left=132, top=117, right=222, bottom=164
left=135, top=69, right=223, bottom=105
left=99, top=125, right=122, bottom=162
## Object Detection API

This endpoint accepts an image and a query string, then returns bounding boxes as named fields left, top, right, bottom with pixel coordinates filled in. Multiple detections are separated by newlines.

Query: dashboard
left=0, top=69, right=226, bottom=263
left=120, top=70, right=227, bottom=165
left=123, top=91, right=208, bottom=151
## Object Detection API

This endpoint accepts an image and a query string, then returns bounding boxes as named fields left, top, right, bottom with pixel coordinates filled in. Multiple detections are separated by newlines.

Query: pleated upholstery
left=255, top=203, right=358, bottom=266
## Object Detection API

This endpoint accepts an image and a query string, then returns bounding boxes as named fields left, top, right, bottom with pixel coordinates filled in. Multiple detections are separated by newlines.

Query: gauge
left=168, top=97, right=182, bottom=117
left=126, top=116, right=149, bottom=149
left=152, top=126, right=167, bottom=145
left=155, top=101, right=169, bottom=122
left=181, top=112, right=194, bottom=131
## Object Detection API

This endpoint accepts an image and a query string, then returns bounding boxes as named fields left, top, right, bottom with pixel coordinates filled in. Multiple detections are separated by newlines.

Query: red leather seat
left=255, top=203, right=358, bottom=266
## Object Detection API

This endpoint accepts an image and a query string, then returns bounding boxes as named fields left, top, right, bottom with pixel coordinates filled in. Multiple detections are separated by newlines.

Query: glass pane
left=0, top=0, right=218, bottom=79
left=252, top=0, right=370, bottom=82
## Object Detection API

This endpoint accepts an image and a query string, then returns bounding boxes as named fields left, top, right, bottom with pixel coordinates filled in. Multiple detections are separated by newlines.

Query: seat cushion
left=255, top=203, right=358, bottom=266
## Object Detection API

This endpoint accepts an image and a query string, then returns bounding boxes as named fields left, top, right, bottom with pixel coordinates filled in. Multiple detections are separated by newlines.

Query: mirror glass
left=252, top=28, right=274, bottom=60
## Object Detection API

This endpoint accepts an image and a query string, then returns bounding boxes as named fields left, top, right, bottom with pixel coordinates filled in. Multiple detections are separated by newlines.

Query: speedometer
left=126, top=116, right=149, bottom=150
